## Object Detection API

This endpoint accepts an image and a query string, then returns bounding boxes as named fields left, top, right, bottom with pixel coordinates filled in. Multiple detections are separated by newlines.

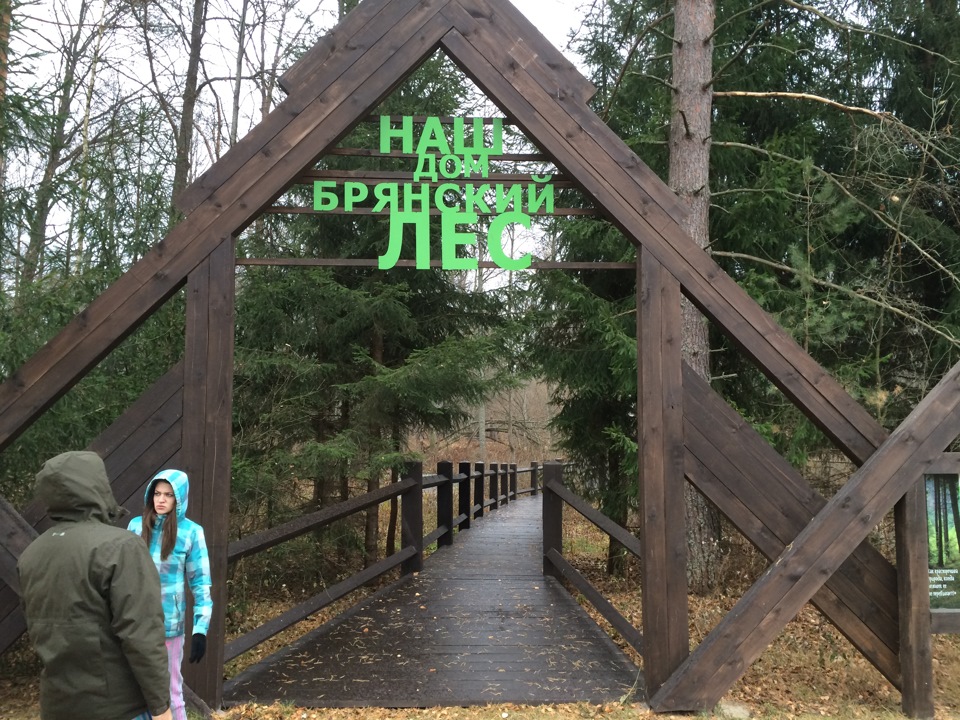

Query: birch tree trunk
left=669, top=0, right=722, bottom=594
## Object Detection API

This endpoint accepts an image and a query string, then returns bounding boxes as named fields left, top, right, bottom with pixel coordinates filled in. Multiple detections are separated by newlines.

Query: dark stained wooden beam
left=112, top=398, right=185, bottom=513
left=473, top=461, right=485, bottom=520
left=544, top=479, right=643, bottom=559
left=0, top=609, right=26, bottom=660
left=182, top=238, right=236, bottom=708
left=321, top=147, right=547, bottom=161
left=236, top=258, right=634, bottom=270
left=636, top=249, right=688, bottom=694
left=438, top=0, right=595, bottom=108
left=89, top=361, right=185, bottom=460
left=895, top=483, right=934, bottom=718
left=223, top=550, right=415, bottom=663
left=294, top=168, right=575, bottom=185
left=184, top=684, right=216, bottom=720
left=931, top=611, right=960, bottom=634
left=682, top=365, right=900, bottom=687
left=436, top=461, right=455, bottom=547
left=227, top=479, right=415, bottom=563
left=541, top=462, right=563, bottom=579
left=440, top=0, right=683, bottom=222
left=0, top=495, right=36, bottom=596
left=545, top=548, right=644, bottom=657
left=96, top=362, right=186, bottom=514
left=922, top=453, right=960, bottom=473
left=651, top=360, right=960, bottom=711
left=261, top=206, right=594, bottom=216
left=0, top=267, right=187, bottom=453
left=458, top=461, right=473, bottom=530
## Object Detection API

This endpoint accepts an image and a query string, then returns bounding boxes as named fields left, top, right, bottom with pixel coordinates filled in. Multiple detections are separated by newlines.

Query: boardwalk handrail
left=227, top=479, right=417, bottom=562
left=223, top=548, right=417, bottom=662
left=542, top=463, right=644, bottom=657
left=223, top=458, right=544, bottom=662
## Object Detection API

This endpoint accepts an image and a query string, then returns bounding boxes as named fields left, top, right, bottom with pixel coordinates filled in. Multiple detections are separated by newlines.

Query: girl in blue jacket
left=129, top=469, right=213, bottom=720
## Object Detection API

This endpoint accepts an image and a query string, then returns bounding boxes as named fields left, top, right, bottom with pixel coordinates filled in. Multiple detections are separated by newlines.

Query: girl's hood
left=143, top=468, right=190, bottom=520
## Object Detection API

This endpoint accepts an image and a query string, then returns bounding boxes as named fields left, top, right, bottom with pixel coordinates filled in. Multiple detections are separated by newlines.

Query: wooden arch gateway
left=1, top=0, right=958, bottom=714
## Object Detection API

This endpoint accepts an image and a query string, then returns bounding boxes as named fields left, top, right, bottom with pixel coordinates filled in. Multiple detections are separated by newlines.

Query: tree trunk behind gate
left=669, top=0, right=722, bottom=595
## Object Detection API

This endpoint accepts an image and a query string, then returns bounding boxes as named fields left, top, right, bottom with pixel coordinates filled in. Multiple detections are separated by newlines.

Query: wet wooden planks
left=224, top=495, right=641, bottom=707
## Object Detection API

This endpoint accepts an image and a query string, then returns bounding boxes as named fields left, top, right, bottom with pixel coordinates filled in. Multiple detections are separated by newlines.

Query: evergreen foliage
left=230, top=56, right=512, bottom=572
left=559, top=0, right=960, bottom=474
left=525, top=216, right=638, bottom=569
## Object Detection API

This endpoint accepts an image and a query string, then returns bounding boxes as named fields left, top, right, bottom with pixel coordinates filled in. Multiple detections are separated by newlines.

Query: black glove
left=189, top=633, right=206, bottom=663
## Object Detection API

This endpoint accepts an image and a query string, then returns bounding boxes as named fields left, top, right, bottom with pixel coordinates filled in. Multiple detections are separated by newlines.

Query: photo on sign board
left=926, top=474, right=960, bottom=610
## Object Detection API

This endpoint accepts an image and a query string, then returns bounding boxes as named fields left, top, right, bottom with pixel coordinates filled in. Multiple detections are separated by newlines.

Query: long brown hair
left=141, top=480, right=178, bottom=560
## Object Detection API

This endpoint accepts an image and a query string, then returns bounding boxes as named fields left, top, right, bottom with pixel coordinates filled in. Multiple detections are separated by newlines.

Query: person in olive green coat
left=17, top=451, right=173, bottom=720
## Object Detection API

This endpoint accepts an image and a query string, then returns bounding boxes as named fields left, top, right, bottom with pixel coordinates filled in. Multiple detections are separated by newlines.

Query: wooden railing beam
left=436, top=461, right=455, bottom=547
left=542, top=462, right=563, bottom=579
left=458, top=461, right=473, bottom=531
left=228, top=479, right=415, bottom=562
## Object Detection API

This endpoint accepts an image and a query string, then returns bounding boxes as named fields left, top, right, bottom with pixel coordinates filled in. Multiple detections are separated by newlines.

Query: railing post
left=436, top=461, right=454, bottom=547
left=489, top=462, right=499, bottom=510
left=401, top=461, right=423, bottom=574
left=500, top=463, right=509, bottom=505
left=473, top=462, right=485, bottom=519
left=509, top=463, right=518, bottom=499
left=458, top=461, right=472, bottom=531
left=530, top=461, right=539, bottom=496
left=542, top=461, right=563, bottom=578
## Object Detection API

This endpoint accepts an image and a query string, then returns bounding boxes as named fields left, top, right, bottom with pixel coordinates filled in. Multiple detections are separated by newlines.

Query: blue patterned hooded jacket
left=128, top=469, right=213, bottom=638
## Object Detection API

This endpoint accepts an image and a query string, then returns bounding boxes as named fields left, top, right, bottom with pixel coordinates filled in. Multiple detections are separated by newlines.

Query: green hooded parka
left=17, top=451, right=171, bottom=720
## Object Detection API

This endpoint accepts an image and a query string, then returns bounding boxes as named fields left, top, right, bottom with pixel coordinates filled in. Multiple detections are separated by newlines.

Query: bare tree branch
left=713, top=90, right=895, bottom=122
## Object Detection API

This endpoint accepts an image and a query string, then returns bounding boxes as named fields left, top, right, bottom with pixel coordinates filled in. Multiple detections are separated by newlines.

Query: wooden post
left=458, top=461, right=472, bottom=531
left=0, top=495, right=38, bottom=595
left=510, top=463, right=518, bottom=499
left=500, top=463, right=509, bottom=505
left=489, top=462, right=499, bottom=510
left=531, top=461, right=539, bottom=496
left=895, top=478, right=934, bottom=719
left=401, top=461, right=423, bottom=574
left=542, top=461, right=563, bottom=578
left=474, top=462, right=485, bottom=519
left=636, top=248, right=689, bottom=695
left=182, top=237, right=235, bottom=709
left=437, top=461, right=454, bottom=547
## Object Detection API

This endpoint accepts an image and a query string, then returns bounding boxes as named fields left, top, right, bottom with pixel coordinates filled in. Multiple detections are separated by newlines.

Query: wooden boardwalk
left=223, top=494, right=642, bottom=708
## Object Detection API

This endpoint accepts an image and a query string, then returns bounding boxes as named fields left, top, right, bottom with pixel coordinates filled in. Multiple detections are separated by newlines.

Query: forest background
left=2, top=0, right=960, bottom=716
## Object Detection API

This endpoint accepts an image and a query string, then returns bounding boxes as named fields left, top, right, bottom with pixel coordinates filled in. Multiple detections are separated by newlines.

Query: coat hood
left=144, top=468, right=189, bottom=520
left=35, top=451, right=125, bottom=524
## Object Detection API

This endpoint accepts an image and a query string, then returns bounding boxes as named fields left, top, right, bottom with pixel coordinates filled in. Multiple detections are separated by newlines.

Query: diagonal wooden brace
left=652, top=359, right=960, bottom=712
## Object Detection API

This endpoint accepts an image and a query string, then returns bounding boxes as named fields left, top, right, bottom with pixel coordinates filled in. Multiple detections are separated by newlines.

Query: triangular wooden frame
left=1, top=0, right=953, bottom=713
